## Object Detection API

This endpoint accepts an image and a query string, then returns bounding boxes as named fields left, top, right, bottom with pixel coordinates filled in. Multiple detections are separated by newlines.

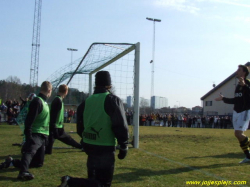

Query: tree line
left=0, top=76, right=88, bottom=105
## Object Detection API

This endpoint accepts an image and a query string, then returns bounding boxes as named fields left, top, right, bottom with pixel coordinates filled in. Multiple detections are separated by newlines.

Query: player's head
left=40, top=81, right=52, bottom=98
left=237, top=65, right=249, bottom=78
left=58, top=84, right=68, bottom=98
left=95, top=71, right=112, bottom=90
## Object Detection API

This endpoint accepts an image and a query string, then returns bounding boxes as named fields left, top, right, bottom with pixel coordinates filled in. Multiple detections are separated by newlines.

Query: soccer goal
left=48, top=42, right=140, bottom=148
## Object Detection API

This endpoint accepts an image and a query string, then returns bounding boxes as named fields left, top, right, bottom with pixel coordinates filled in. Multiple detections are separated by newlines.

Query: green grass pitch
left=0, top=123, right=249, bottom=187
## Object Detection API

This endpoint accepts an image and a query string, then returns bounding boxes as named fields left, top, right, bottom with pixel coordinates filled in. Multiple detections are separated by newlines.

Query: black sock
left=240, top=137, right=250, bottom=159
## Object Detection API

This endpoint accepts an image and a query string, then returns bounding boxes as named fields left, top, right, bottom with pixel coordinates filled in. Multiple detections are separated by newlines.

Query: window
left=205, top=101, right=212, bottom=106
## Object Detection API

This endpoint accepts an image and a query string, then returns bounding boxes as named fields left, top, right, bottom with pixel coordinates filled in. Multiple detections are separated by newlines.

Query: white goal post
left=86, top=43, right=140, bottom=148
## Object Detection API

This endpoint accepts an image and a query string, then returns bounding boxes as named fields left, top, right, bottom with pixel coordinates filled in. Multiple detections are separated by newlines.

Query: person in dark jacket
left=16, top=81, right=52, bottom=180
left=58, top=71, right=129, bottom=187
left=45, top=84, right=82, bottom=154
left=215, top=64, right=250, bottom=163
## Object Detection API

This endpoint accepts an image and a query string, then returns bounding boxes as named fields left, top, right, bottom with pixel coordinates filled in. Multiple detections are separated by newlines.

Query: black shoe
left=0, top=155, right=13, bottom=169
left=58, top=175, right=70, bottom=187
left=17, top=171, right=34, bottom=180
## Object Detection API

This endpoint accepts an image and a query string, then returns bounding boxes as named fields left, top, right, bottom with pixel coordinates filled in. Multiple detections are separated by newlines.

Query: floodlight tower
left=67, top=48, right=78, bottom=84
left=30, top=0, right=42, bottom=89
left=146, top=17, right=161, bottom=106
left=67, top=48, right=78, bottom=104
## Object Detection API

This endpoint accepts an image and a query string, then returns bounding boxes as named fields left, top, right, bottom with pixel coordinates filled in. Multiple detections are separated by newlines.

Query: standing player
left=17, top=81, right=52, bottom=180
left=215, top=65, right=250, bottom=163
left=45, top=84, right=82, bottom=155
left=58, top=71, right=129, bottom=187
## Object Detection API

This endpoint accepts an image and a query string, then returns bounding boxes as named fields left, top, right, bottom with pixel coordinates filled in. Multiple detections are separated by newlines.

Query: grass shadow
left=0, top=176, right=20, bottom=182
left=113, top=162, right=240, bottom=184
left=185, top=152, right=243, bottom=159
left=0, top=167, right=19, bottom=174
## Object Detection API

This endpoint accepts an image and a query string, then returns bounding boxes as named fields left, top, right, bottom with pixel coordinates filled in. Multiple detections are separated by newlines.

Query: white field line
left=139, top=149, right=249, bottom=187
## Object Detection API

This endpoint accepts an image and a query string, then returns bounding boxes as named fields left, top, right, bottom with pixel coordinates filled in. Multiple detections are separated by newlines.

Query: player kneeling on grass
left=58, top=71, right=129, bottom=187
left=45, top=84, right=82, bottom=154
left=215, top=64, right=250, bottom=164
left=0, top=81, right=52, bottom=180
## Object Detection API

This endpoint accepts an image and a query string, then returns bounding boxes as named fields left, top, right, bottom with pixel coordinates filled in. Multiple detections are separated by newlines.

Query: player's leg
left=30, top=140, right=45, bottom=168
left=45, top=133, right=55, bottom=154
left=57, top=128, right=82, bottom=149
left=85, top=152, right=115, bottom=187
left=236, top=130, right=250, bottom=163
left=58, top=154, right=101, bottom=187
left=18, top=134, right=44, bottom=180
left=0, top=155, right=13, bottom=169
left=233, top=110, right=250, bottom=163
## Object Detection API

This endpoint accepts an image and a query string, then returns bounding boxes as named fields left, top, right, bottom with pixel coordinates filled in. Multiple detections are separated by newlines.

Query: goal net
left=47, top=42, right=140, bottom=148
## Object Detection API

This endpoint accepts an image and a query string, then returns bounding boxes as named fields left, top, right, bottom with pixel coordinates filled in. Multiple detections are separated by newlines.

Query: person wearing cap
left=58, top=71, right=129, bottom=187
left=45, top=84, right=82, bottom=155
left=215, top=64, right=250, bottom=163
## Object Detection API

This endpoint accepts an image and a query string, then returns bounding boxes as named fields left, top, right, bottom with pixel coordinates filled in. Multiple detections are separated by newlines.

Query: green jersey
left=54, top=96, right=64, bottom=128
left=83, top=92, right=116, bottom=146
left=32, top=97, right=50, bottom=135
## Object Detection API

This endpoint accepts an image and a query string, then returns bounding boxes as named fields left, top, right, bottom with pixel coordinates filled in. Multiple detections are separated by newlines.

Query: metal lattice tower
left=30, top=0, right=42, bottom=88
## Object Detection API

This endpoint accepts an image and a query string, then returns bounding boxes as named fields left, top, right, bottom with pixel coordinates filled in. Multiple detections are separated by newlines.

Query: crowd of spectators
left=0, top=100, right=233, bottom=129
left=64, top=109, right=77, bottom=123
left=1, top=100, right=19, bottom=125
left=0, top=96, right=31, bottom=125
left=125, top=112, right=233, bottom=129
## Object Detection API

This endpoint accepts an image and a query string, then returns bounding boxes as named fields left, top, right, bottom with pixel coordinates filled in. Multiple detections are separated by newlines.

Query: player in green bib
left=58, top=71, right=129, bottom=187
left=16, top=81, right=52, bottom=180
left=45, top=84, right=82, bottom=154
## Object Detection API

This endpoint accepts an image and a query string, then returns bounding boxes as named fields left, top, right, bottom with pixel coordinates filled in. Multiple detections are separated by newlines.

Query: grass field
left=0, top=123, right=250, bottom=187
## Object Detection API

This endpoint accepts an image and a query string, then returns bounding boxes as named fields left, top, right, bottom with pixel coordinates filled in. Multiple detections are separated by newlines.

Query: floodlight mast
left=67, top=48, right=78, bottom=104
left=146, top=17, right=161, bottom=109
left=30, top=0, right=42, bottom=90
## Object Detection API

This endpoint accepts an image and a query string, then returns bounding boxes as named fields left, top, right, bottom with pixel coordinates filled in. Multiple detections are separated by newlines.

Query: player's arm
left=50, top=97, right=62, bottom=130
left=215, top=93, right=235, bottom=104
left=76, top=101, right=85, bottom=138
left=106, top=95, right=129, bottom=146
left=24, top=98, right=43, bottom=140
left=222, top=97, right=235, bottom=104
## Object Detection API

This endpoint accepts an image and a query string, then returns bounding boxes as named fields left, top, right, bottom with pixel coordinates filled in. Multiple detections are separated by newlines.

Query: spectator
left=163, top=115, right=167, bottom=127
left=167, top=114, right=172, bottom=127
left=64, top=109, right=68, bottom=123
left=197, top=117, right=201, bottom=128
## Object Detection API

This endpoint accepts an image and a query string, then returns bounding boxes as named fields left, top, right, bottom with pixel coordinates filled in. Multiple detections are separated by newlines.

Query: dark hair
left=238, top=65, right=249, bottom=77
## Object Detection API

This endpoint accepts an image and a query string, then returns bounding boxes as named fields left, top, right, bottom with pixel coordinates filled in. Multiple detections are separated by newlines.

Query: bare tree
left=0, top=76, right=22, bottom=102
left=6, top=76, right=21, bottom=84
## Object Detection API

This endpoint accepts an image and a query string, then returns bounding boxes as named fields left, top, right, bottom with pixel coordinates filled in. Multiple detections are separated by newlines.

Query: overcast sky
left=1, top=0, right=250, bottom=108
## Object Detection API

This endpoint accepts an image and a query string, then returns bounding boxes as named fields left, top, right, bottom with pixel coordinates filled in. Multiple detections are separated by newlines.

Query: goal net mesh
left=47, top=43, right=139, bottom=145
